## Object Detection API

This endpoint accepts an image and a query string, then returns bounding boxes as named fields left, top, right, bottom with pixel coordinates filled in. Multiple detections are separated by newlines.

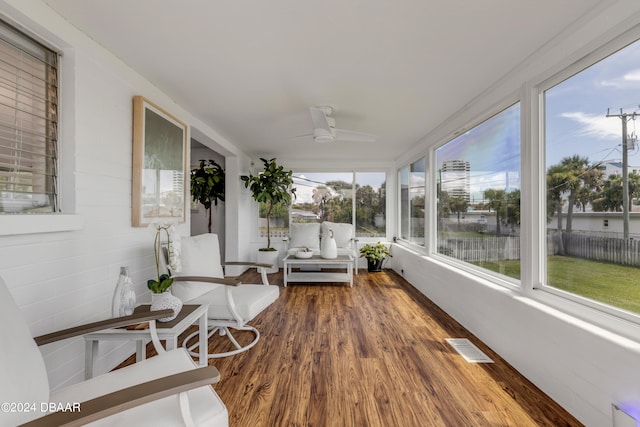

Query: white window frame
left=0, top=15, right=82, bottom=235
left=530, top=26, right=640, bottom=330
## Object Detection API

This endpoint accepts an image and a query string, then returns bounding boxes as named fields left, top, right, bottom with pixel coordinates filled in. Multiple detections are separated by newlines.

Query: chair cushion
left=337, top=247, right=357, bottom=257
left=50, top=349, right=228, bottom=426
left=321, top=222, right=353, bottom=248
left=288, top=223, right=321, bottom=250
left=189, top=285, right=280, bottom=322
left=172, top=234, right=225, bottom=301
left=189, top=284, right=279, bottom=322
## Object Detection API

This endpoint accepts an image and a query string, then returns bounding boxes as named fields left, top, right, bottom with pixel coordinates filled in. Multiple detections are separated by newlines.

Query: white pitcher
left=321, top=228, right=338, bottom=259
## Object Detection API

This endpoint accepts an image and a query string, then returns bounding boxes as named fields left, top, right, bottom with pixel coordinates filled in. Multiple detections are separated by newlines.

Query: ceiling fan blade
left=309, top=106, right=331, bottom=132
left=292, top=133, right=314, bottom=140
left=334, top=128, right=378, bottom=142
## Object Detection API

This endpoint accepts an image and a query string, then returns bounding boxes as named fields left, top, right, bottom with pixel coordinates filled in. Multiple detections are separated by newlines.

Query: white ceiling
left=43, top=0, right=602, bottom=163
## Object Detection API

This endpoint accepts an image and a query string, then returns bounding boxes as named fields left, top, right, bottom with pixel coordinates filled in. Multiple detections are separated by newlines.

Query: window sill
left=0, top=214, right=84, bottom=236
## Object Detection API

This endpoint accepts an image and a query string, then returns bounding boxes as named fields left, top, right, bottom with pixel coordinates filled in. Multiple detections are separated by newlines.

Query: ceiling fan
left=298, top=106, right=377, bottom=143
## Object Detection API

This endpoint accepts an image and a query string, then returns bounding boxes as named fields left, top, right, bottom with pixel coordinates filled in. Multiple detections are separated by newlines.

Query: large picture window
left=0, top=21, right=58, bottom=213
left=399, top=157, right=425, bottom=245
left=436, top=104, right=521, bottom=280
left=290, top=171, right=386, bottom=238
left=544, top=38, right=640, bottom=315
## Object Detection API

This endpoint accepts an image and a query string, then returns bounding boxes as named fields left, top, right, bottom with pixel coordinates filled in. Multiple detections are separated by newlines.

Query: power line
left=606, top=106, right=639, bottom=239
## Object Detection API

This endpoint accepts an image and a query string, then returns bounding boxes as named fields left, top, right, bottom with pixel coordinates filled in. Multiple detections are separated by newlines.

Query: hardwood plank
left=119, top=269, right=583, bottom=427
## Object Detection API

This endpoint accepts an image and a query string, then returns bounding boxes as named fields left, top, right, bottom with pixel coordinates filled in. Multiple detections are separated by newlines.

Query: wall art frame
left=132, top=96, right=188, bottom=227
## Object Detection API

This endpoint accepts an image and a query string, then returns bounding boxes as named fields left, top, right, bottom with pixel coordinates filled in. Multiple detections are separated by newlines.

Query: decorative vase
left=150, top=290, right=183, bottom=322
left=321, top=228, right=338, bottom=259
left=112, top=266, right=136, bottom=317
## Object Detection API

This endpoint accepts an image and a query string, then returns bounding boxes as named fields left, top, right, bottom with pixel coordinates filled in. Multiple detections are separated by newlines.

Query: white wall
left=0, top=0, right=250, bottom=389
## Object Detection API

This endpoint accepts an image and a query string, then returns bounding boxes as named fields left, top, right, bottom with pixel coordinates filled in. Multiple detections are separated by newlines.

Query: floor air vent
left=445, top=338, right=494, bottom=363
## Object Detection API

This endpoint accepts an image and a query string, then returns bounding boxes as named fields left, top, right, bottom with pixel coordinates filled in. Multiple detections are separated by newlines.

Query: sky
left=435, top=37, right=640, bottom=201
left=546, top=38, right=640, bottom=168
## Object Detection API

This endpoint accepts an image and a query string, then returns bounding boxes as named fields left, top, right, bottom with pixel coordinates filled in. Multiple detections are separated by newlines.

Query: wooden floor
left=123, top=269, right=583, bottom=427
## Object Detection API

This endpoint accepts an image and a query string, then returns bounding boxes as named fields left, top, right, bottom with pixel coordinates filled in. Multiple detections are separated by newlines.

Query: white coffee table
left=283, top=254, right=354, bottom=287
left=84, top=303, right=208, bottom=379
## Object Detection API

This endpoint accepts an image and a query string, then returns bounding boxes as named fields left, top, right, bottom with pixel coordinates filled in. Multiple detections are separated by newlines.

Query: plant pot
left=367, top=259, right=384, bottom=272
left=257, top=249, right=279, bottom=274
left=150, top=290, right=183, bottom=322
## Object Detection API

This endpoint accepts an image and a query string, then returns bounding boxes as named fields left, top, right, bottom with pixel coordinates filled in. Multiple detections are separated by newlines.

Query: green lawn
left=475, top=256, right=640, bottom=315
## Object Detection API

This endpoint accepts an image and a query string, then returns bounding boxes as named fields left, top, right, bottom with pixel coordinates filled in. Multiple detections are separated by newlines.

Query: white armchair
left=0, top=276, right=228, bottom=427
left=168, top=233, right=280, bottom=358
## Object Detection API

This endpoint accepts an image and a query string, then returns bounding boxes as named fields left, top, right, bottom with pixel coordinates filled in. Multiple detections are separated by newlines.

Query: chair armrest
left=223, top=261, right=272, bottom=286
left=171, top=276, right=242, bottom=286
left=224, top=261, right=273, bottom=269
left=18, top=366, right=221, bottom=427
left=33, top=309, right=174, bottom=346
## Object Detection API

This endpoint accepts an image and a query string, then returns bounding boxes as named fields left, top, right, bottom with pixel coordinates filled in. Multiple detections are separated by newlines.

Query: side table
left=84, top=303, right=208, bottom=379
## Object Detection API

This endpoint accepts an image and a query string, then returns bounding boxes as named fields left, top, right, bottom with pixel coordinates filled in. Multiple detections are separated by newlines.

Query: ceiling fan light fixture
left=313, top=134, right=335, bottom=143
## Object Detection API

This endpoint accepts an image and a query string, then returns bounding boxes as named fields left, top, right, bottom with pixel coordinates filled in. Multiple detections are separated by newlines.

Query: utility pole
left=606, top=108, right=638, bottom=240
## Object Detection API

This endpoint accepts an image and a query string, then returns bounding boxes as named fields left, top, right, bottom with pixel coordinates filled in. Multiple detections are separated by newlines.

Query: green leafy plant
left=191, top=159, right=225, bottom=233
left=359, top=242, right=392, bottom=262
left=147, top=223, right=181, bottom=293
left=241, top=158, right=296, bottom=250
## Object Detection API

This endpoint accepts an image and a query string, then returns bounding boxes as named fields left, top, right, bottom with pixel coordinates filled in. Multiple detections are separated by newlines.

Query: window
left=258, top=200, right=290, bottom=239
left=290, top=171, right=386, bottom=238
left=544, top=37, right=640, bottom=315
left=436, top=104, right=521, bottom=280
left=355, top=172, right=386, bottom=238
left=0, top=20, right=58, bottom=213
left=399, top=157, right=425, bottom=245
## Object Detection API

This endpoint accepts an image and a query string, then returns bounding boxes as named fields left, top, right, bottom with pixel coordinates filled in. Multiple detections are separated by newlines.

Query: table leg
left=166, top=337, right=176, bottom=351
left=284, top=262, right=288, bottom=287
left=84, top=339, right=98, bottom=380
left=349, top=262, right=353, bottom=287
left=136, top=340, right=145, bottom=362
left=199, top=311, right=208, bottom=367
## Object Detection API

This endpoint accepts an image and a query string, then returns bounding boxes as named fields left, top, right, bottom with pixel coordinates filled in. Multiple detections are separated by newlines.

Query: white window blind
left=0, top=20, right=58, bottom=213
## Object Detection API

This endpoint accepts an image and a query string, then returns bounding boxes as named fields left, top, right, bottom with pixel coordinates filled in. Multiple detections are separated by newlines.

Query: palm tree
left=484, top=188, right=507, bottom=235
left=546, top=164, right=567, bottom=229
left=449, top=196, right=469, bottom=226
left=560, top=155, right=590, bottom=233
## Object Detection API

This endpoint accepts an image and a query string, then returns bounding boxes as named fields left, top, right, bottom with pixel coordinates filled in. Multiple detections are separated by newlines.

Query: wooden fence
left=551, top=232, right=640, bottom=267
left=438, top=236, right=520, bottom=263
left=440, top=232, right=640, bottom=267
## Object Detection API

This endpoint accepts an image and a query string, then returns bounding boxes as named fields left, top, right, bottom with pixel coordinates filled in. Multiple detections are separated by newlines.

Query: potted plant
left=148, top=223, right=183, bottom=321
left=359, top=242, right=392, bottom=272
left=190, top=159, right=225, bottom=233
left=241, top=157, right=296, bottom=272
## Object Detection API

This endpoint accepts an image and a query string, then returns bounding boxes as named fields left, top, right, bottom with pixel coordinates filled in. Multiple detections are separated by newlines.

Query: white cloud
left=560, top=112, right=620, bottom=139
left=600, top=69, right=640, bottom=87
left=624, top=70, right=640, bottom=81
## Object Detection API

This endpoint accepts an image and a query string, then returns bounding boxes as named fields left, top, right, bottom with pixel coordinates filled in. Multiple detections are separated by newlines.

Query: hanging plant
left=191, top=159, right=225, bottom=233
